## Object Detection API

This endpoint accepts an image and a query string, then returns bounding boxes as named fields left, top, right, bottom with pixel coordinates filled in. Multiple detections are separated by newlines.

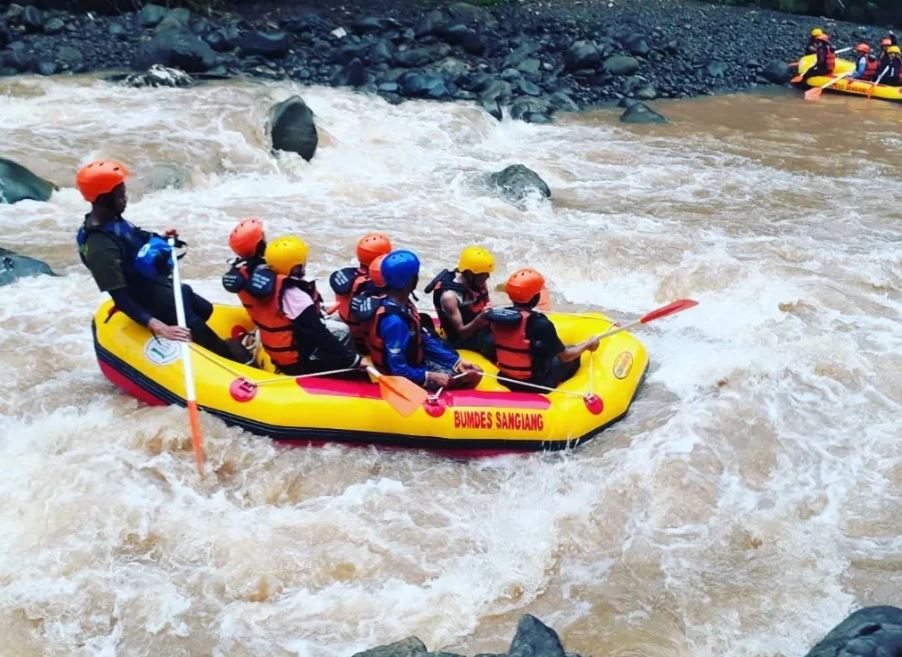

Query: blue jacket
left=378, top=299, right=459, bottom=385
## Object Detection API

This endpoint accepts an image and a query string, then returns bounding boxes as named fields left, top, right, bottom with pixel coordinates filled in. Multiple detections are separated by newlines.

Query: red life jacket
left=864, top=55, right=880, bottom=80
left=429, top=269, right=489, bottom=341
left=490, top=309, right=534, bottom=381
left=367, top=300, right=425, bottom=372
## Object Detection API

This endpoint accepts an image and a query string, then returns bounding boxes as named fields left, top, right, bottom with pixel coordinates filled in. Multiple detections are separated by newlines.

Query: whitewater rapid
left=1, top=75, right=900, bottom=657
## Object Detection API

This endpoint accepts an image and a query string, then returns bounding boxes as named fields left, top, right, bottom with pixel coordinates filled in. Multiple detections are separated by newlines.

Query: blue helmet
left=134, top=236, right=173, bottom=281
left=381, top=250, right=420, bottom=290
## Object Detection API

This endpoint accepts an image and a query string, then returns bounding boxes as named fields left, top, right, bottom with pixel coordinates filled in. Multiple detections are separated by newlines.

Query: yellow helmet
left=889, top=45, right=902, bottom=55
left=810, top=27, right=824, bottom=37
left=457, top=245, right=495, bottom=275
left=265, top=235, right=309, bottom=275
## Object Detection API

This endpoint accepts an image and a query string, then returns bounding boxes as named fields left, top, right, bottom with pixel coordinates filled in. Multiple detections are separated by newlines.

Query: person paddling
left=487, top=268, right=599, bottom=393
left=803, top=32, right=836, bottom=81
left=76, top=160, right=236, bottom=360
left=425, top=245, right=495, bottom=358
left=329, top=232, right=392, bottom=352
left=851, top=43, right=879, bottom=81
left=806, top=27, right=825, bottom=55
left=364, top=250, right=481, bottom=390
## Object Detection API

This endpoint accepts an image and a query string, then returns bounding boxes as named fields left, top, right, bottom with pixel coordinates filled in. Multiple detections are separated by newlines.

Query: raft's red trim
left=295, top=377, right=382, bottom=399
left=443, top=390, right=551, bottom=410
left=98, top=360, right=168, bottom=406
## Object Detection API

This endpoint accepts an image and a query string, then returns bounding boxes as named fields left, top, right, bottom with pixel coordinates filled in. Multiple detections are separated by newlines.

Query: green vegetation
left=711, top=0, right=901, bottom=25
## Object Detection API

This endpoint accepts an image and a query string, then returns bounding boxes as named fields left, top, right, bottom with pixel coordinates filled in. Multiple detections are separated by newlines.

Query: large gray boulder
left=0, top=158, right=56, bottom=203
left=620, top=101, right=667, bottom=124
left=135, top=28, right=217, bottom=72
left=603, top=55, right=640, bottom=76
left=350, top=637, right=427, bottom=657
left=0, top=248, right=57, bottom=286
left=762, top=60, right=794, bottom=84
left=488, top=164, right=551, bottom=201
left=805, top=606, right=902, bottom=657
left=269, top=96, right=318, bottom=161
left=508, top=615, right=567, bottom=657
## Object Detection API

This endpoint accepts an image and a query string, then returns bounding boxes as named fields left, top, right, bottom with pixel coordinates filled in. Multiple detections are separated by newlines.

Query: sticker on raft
left=453, top=409, right=544, bottom=431
left=144, top=336, right=180, bottom=366
left=612, top=351, right=633, bottom=379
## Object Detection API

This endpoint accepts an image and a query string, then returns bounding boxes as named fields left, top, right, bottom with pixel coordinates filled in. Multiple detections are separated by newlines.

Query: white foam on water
left=1, top=77, right=901, bottom=657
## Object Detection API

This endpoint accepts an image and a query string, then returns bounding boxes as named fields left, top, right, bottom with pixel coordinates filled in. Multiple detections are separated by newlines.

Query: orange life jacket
left=819, top=42, right=836, bottom=71
left=490, top=309, right=534, bottom=381
left=367, top=300, right=425, bottom=372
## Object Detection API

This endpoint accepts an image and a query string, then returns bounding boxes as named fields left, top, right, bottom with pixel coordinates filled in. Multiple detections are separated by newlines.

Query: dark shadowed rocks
left=269, top=96, right=318, bottom=161
left=0, top=248, right=57, bottom=286
left=620, top=101, right=667, bottom=123
left=488, top=164, right=551, bottom=201
left=0, top=158, right=56, bottom=203
left=805, top=606, right=902, bottom=657
left=762, top=60, right=794, bottom=84
left=135, top=28, right=217, bottom=72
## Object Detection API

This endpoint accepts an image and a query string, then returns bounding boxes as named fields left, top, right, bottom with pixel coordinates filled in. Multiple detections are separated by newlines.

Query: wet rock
left=633, top=83, right=658, bottom=100
left=443, top=23, right=470, bottom=45
left=205, top=26, right=240, bottom=52
left=269, top=95, right=318, bottom=161
left=516, top=79, right=542, bottom=96
left=56, top=45, right=84, bottom=71
left=155, top=8, right=191, bottom=34
left=344, top=57, right=366, bottom=86
left=462, top=30, right=486, bottom=55
left=350, top=637, right=427, bottom=657
left=510, top=96, right=554, bottom=123
left=517, top=58, right=542, bottom=76
left=625, top=35, right=650, bottom=57
left=0, top=24, right=9, bottom=49
left=237, top=30, right=292, bottom=58
left=762, top=59, right=794, bottom=84
left=108, top=21, right=127, bottom=40
left=37, top=60, right=57, bottom=75
left=548, top=91, right=579, bottom=112
left=706, top=60, right=728, bottom=78
left=479, top=96, right=503, bottom=121
left=0, top=248, right=57, bottom=287
left=123, top=64, right=194, bottom=88
left=21, top=5, right=43, bottom=33
left=399, top=71, right=450, bottom=99
left=488, top=164, right=551, bottom=201
left=805, top=606, right=902, bottom=657
left=3, top=43, right=32, bottom=73
left=43, top=17, right=65, bottom=35
left=135, top=28, right=217, bottom=72
left=394, top=44, right=450, bottom=68
left=448, top=2, right=490, bottom=25
left=139, top=3, right=167, bottom=28
left=0, top=158, right=56, bottom=203
left=508, top=615, right=567, bottom=657
left=604, top=55, right=640, bottom=76
left=564, top=40, right=600, bottom=72
left=620, top=101, right=667, bottom=124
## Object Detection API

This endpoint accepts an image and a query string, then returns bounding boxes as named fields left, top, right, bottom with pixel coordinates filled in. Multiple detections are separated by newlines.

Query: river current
left=1, top=76, right=900, bottom=657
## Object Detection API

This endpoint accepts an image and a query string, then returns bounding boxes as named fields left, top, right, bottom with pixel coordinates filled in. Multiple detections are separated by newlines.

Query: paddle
left=867, top=67, right=889, bottom=99
left=805, top=71, right=852, bottom=100
left=594, top=299, right=698, bottom=341
left=366, top=366, right=428, bottom=417
left=168, top=237, right=205, bottom=478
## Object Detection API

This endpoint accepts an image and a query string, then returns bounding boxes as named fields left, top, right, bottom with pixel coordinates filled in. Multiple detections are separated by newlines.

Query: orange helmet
left=505, top=268, right=545, bottom=304
left=229, top=218, right=265, bottom=258
left=881, top=38, right=893, bottom=47
left=855, top=43, right=870, bottom=54
left=816, top=33, right=830, bottom=42
left=76, top=160, right=129, bottom=202
left=356, top=232, right=392, bottom=266
left=369, top=254, right=386, bottom=288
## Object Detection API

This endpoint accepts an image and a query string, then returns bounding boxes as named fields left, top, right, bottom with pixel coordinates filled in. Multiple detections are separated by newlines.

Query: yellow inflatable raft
left=797, top=54, right=902, bottom=102
left=92, top=300, right=648, bottom=455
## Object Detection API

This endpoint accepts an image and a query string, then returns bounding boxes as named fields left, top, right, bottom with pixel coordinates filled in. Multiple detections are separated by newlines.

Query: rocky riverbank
left=0, top=0, right=897, bottom=122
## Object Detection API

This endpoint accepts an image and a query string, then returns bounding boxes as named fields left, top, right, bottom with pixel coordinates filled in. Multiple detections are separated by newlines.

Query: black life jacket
left=76, top=216, right=146, bottom=281
left=425, top=268, right=490, bottom=341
